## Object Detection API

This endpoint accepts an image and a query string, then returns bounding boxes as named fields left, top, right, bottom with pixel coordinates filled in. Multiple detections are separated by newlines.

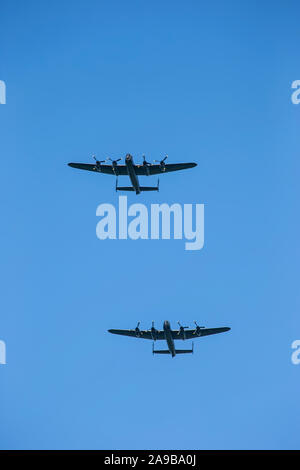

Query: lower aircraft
left=108, top=320, right=231, bottom=357
left=68, top=153, right=197, bottom=194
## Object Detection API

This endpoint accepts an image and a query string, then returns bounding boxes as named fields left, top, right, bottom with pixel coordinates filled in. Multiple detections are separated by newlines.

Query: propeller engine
left=92, top=155, right=107, bottom=170
left=194, top=321, right=205, bottom=336
left=177, top=321, right=189, bottom=339
left=135, top=321, right=142, bottom=337
left=154, top=155, right=168, bottom=171
left=150, top=321, right=158, bottom=341
left=142, top=155, right=152, bottom=176
left=142, top=155, right=152, bottom=167
left=108, top=157, right=122, bottom=168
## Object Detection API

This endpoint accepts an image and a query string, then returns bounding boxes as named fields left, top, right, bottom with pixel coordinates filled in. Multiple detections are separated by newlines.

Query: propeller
left=154, top=155, right=168, bottom=168
left=135, top=321, right=141, bottom=337
left=142, top=155, right=152, bottom=166
left=92, top=155, right=107, bottom=169
left=194, top=321, right=205, bottom=335
left=177, top=321, right=189, bottom=336
left=150, top=321, right=158, bottom=340
left=108, top=157, right=122, bottom=167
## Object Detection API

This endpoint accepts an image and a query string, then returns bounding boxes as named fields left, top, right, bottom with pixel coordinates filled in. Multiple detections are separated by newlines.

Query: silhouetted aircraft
left=68, top=153, right=197, bottom=194
left=108, top=320, right=230, bottom=357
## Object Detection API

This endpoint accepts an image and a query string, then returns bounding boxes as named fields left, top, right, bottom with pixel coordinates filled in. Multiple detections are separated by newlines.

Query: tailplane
left=152, top=343, right=194, bottom=355
left=116, top=179, right=159, bottom=193
left=116, top=186, right=159, bottom=192
left=175, top=342, right=194, bottom=354
left=175, top=348, right=193, bottom=354
left=116, top=186, right=135, bottom=191
left=139, top=185, right=159, bottom=192
left=152, top=349, right=171, bottom=354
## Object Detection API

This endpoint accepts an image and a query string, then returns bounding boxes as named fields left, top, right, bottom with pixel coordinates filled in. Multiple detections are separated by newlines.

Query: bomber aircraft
left=108, top=320, right=231, bottom=357
left=68, top=153, right=197, bottom=194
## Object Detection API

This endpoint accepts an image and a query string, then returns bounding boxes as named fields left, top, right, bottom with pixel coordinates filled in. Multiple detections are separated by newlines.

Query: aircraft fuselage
left=163, top=320, right=176, bottom=357
left=125, top=154, right=141, bottom=194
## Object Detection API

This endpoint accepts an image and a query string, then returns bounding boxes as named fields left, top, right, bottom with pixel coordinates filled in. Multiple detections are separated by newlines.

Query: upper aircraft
left=108, top=320, right=231, bottom=357
left=68, top=153, right=197, bottom=194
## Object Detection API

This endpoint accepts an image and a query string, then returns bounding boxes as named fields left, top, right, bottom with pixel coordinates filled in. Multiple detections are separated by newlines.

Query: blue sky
left=1, top=0, right=299, bottom=449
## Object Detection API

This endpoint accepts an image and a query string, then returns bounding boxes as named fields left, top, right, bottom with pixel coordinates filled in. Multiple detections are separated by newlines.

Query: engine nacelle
left=151, top=328, right=158, bottom=341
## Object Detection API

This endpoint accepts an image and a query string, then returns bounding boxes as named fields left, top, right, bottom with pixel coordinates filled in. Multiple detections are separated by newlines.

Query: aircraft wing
left=134, top=162, right=197, bottom=175
left=68, top=162, right=197, bottom=176
left=172, top=327, right=230, bottom=339
left=68, top=163, right=129, bottom=175
left=108, top=329, right=165, bottom=340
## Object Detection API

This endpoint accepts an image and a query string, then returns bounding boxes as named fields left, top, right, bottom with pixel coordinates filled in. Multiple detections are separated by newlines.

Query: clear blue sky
left=1, top=0, right=299, bottom=450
